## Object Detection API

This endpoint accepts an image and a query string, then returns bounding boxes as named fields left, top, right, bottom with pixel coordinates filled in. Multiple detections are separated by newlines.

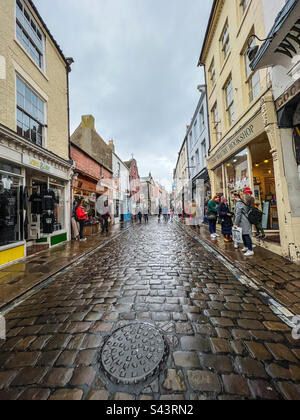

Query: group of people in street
left=72, top=198, right=111, bottom=241
left=158, top=205, right=174, bottom=223
left=206, top=188, right=264, bottom=257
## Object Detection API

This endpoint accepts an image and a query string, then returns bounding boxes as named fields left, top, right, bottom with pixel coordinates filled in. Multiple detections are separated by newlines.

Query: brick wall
left=71, top=145, right=101, bottom=179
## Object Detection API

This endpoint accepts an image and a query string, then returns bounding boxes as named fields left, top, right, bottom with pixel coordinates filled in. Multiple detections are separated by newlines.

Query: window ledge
left=14, top=38, right=49, bottom=81
left=219, top=51, right=232, bottom=77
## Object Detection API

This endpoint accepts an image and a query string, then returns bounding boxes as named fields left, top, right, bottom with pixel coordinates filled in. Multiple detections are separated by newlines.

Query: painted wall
left=187, top=91, right=210, bottom=180
left=0, top=0, right=69, bottom=161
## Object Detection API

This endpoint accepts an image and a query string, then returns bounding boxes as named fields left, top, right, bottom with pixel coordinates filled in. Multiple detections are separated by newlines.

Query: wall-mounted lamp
left=246, top=34, right=275, bottom=62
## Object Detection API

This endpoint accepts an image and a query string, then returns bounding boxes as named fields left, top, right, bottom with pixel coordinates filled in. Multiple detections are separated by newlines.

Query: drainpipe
left=65, top=57, right=74, bottom=240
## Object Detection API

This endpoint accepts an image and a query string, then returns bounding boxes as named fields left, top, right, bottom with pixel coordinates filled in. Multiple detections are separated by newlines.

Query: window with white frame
left=240, top=0, right=249, bottom=15
left=221, top=21, right=230, bottom=61
left=16, top=76, right=45, bottom=146
left=200, top=108, right=205, bottom=131
left=201, top=140, right=207, bottom=167
left=194, top=120, right=198, bottom=142
left=245, top=39, right=260, bottom=102
left=224, top=77, right=235, bottom=126
left=189, top=131, right=193, bottom=149
left=212, top=102, right=221, bottom=142
left=195, top=149, right=200, bottom=166
left=16, top=0, right=45, bottom=69
left=209, top=59, right=216, bottom=88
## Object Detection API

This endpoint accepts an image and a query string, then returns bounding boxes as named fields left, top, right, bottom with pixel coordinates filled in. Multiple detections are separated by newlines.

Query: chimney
left=81, top=115, right=95, bottom=130
left=108, top=139, right=115, bottom=153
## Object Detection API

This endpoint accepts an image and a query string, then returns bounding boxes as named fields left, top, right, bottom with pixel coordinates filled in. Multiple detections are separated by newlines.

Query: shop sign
left=23, top=155, right=52, bottom=173
left=275, top=79, right=300, bottom=111
left=208, top=113, right=264, bottom=169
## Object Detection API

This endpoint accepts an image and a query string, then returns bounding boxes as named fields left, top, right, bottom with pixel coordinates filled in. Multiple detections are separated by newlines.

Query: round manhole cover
left=100, top=323, right=169, bottom=385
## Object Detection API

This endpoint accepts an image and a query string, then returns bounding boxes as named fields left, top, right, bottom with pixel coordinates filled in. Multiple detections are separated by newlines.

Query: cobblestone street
left=0, top=219, right=299, bottom=400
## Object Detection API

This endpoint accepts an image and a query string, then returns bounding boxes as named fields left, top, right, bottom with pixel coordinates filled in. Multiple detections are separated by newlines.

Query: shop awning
left=250, top=0, right=300, bottom=71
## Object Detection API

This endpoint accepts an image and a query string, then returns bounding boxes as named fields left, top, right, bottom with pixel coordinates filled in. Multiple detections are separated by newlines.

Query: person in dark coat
left=218, top=196, right=233, bottom=242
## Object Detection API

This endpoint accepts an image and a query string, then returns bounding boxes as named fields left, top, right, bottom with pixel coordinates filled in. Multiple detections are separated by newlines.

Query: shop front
left=249, top=0, right=300, bottom=262
left=0, top=126, right=72, bottom=267
left=73, top=174, right=101, bottom=236
left=208, top=110, right=281, bottom=247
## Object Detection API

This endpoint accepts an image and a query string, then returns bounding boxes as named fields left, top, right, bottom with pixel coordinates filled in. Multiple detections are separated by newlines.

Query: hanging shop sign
left=275, top=79, right=300, bottom=111
left=207, top=112, right=264, bottom=169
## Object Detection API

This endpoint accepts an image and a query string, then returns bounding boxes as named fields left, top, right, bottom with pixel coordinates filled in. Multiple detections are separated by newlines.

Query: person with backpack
left=243, top=188, right=265, bottom=239
left=76, top=199, right=88, bottom=241
left=233, top=192, right=254, bottom=256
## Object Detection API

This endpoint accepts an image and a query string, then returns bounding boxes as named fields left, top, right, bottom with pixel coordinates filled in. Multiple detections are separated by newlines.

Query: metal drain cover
left=100, top=323, right=169, bottom=385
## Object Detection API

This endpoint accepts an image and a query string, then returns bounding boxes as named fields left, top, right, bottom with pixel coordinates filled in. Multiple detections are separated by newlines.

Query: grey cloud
left=34, top=0, right=213, bottom=190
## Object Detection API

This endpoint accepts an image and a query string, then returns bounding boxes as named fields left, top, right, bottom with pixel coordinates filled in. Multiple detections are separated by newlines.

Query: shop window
left=29, top=179, right=65, bottom=238
left=250, top=140, right=278, bottom=230
left=17, top=77, right=44, bottom=146
left=49, top=182, right=65, bottom=232
left=0, top=171, right=22, bottom=247
left=225, top=149, right=249, bottom=207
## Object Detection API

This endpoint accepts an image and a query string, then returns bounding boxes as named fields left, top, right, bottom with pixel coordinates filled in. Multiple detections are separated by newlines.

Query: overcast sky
left=34, top=0, right=213, bottom=191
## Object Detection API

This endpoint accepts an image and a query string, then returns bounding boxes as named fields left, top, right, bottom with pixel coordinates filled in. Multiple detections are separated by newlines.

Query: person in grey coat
left=233, top=193, right=254, bottom=257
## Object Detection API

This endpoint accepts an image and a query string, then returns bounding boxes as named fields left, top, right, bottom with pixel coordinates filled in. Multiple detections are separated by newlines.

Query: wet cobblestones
left=0, top=220, right=299, bottom=400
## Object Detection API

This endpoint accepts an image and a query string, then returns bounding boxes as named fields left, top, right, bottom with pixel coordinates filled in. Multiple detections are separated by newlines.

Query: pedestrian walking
left=71, top=200, right=80, bottom=241
left=170, top=208, right=174, bottom=222
left=162, top=205, right=168, bottom=222
left=233, top=192, right=254, bottom=256
left=100, top=202, right=110, bottom=234
left=207, top=196, right=220, bottom=238
left=138, top=208, right=142, bottom=224
left=158, top=204, right=162, bottom=222
left=218, top=196, right=233, bottom=242
left=243, top=187, right=265, bottom=239
left=143, top=205, right=149, bottom=223
left=76, top=199, right=88, bottom=241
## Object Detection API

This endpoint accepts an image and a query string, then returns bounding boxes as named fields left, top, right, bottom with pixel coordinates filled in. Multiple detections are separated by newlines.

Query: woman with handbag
left=218, top=196, right=233, bottom=242
left=207, top=196, right=220, bottom=238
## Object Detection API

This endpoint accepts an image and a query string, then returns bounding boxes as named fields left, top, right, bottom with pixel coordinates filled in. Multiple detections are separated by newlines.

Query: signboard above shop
left=207, top=112, right=264, bottom=170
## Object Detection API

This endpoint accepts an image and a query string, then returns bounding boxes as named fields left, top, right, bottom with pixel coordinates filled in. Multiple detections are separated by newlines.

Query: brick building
left=70, top=115, right=113, bottom=231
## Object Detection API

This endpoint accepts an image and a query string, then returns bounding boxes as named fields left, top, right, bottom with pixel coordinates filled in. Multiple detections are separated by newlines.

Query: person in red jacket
left=76, top=199, right=88, bottom=241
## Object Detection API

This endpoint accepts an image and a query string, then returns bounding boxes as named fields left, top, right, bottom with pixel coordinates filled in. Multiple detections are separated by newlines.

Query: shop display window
left=49, top=182, right=65, bottom=232
left=225, top=149, right=249, bottom=194
left=29, top=178, right=65, bottom=237
left=0, top=172, right=22, bottom=247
